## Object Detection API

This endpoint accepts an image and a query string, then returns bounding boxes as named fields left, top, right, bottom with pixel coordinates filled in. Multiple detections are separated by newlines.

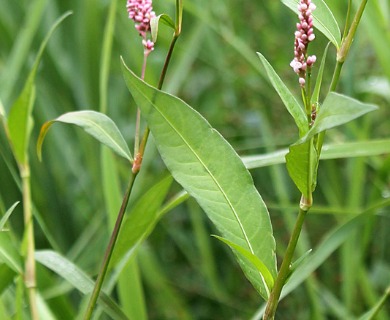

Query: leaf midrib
left=140, top=92, right=255, bottom=256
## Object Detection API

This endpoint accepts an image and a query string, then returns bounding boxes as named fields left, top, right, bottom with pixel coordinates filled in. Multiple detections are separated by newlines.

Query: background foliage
left=0, top=0, right=389, bottom=319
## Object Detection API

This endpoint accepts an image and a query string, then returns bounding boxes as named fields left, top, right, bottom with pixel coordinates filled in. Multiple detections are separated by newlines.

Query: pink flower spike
left=290, top=0, right=316, bottom=85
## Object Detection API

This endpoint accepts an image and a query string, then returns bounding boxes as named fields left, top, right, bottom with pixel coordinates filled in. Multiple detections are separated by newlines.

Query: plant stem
left=263, top=204, right=309, bottom=320
left=21, top=163, right=38, bottom=320
left=83, top=172, right=137, bottom=320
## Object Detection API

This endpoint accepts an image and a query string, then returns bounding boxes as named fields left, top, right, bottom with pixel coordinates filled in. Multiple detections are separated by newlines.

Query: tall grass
left=0, top=0, right=389, bottom=319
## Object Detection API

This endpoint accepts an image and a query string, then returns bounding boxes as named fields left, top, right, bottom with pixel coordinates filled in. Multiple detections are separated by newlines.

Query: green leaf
left=300, top=92, right=378, bottom=143
left=0, top=202, right=19, bottom=231
left=243, top=139, right=390, bottom=169
left=257, top=52, right=308, bottom=137
left=35, top=250, right=128, bottom=320
left=281, top=0, right=341, bottom=49
left=286, top=140, right=318, bottom=198
left=150, top=14, right=175, bottom=43
left=312, top=42, right=330, bottom=104
left=7, top=12, right=72, bottom=165
left=0, top=233, right=22, bottom=274
left=121, top=59, right=276, bottom=300
left=110, top=176, right=173, bottom=268
left=213, top=235, right=274, bottom=296
left=359, top=287, right=390, bottom=320
left=37, top=111, right=132, bottom=162
left=0, top=264, right=16, bottom=294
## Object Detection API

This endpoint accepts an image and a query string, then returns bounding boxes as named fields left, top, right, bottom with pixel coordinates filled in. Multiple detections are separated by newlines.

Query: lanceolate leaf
left=257, top=53, right=308, bottom=137
left=7, top=12, right=72, bottom=165
left=300, top=92, right=378, bottom=143
left=282, top=0, right=341, bottom=49
left=37, top=111, right=132, bottom=162
left=121, top=59, right=276, bottom=300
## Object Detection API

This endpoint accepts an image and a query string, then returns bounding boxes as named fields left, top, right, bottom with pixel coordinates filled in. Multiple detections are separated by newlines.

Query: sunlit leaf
left=257, top=52, right=308, bottom=137
left=282, top=0, right=341, bottom=49
left=7, top=12, right=72, bottom=165
left=35, top=250, right=128, bottom=320
left=37, top=110, right=132, bottom=162
left=121, top=59, right=276, bottom=300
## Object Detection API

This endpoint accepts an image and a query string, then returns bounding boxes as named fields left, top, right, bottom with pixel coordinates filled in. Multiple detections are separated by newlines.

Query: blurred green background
left=0, top=0, right=389, bottom=319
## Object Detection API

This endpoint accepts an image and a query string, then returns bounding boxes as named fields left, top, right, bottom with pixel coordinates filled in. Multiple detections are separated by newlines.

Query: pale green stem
left=21, top=163, right=38, bottom=320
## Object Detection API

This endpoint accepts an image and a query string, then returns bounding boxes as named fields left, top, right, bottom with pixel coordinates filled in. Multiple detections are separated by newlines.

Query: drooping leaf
left=110, top=176, right=173, bottom=268
left=257, top=52, right=308, bottom=137
left=286, top=140, right=318, bottom=198
left=213, top=235, right=274, bottom=296
left=0, top=201, right=19, bottom=231
left=151, top=14, right=175, bottom=43
left=121, top=59, right=276, bottom=300
left=37, top=110, right=132, bottom=162
left=7, top=12, right=72, bottom=165
left=242, top=139, right=390, bottom=169
left=281, top=0, right=341, bottom=49
left=35, top=250, right=128, bottom=320
left=300, top=92, right=378, bottom=143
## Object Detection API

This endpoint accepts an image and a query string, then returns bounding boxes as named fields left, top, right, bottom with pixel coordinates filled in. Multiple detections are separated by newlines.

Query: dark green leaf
left=281, top=0, right=341, bottom=48
left=0, top=233, right=22, bottom=274
left=121, top=60, right=276, bottom=300
left=37, top=111, right=132, bottom=162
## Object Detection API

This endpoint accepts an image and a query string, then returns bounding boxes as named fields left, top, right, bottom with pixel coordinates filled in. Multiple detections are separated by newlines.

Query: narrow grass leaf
left=0, top=265, right=16, bottom=294
left=110, top=176, right=173, bottom=267
left=257, top=53, right=307, bottom=137
left=121, top=60, right=276, bottom=300
left=0, top=202, right=19, bottom=231
left=213, top=235, right=274, bottom=297
left=282, top=0, right=341, bottom=49
left=0, top=233, right=22, bottom=274
left=35, top=250, right=128, bottom=320
left=300, top=92, right=378, bottom=143
left=7, top=12, right=72, bottom=165
left=37, top=111, right=132, bottom=162
left=243, top=139, right=390, bottom=169
left=359, top=287, right=390, bottom=320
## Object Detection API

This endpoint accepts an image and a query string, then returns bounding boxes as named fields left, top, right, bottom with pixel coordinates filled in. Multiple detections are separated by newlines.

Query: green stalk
left=83, top=172, right=137, bottom=320
left=263, top=205, right=309, bottom=320
left=21, top=163, right=38, bottom=320
left=85, top=3, right=183, bottom=317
